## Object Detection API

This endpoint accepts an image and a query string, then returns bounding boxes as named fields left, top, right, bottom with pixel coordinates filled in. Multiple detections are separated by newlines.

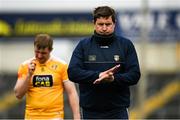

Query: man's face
left=94, top=16, right=115, bottom=35
left=34, top=46, right=51, bottom=64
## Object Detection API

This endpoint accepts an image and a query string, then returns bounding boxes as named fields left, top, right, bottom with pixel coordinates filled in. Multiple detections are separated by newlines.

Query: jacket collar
left=93, top=31, right=115, bottom=46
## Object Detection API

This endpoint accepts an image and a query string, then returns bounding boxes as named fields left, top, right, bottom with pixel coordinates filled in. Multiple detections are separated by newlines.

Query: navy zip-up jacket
left=68, top=33, right=141, bottom=111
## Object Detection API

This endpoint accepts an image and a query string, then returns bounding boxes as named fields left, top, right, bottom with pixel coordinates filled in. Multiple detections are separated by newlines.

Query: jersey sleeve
left=61, top=64, right=68, bottom=81
left=17, top=63, right=28, bottom=80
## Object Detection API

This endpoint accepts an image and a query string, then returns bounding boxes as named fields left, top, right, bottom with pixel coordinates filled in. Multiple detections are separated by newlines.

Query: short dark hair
left=93, top=6, right=116, bottom=23
left=34, top=34, right=53, bottom=51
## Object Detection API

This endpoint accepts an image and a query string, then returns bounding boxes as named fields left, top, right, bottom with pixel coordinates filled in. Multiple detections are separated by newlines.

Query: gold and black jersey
left=18, top=56, right=68, bottom=119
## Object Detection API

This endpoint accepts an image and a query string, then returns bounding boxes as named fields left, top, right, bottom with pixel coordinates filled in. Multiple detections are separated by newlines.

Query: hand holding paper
left=93, top=64, right=120, bottom=84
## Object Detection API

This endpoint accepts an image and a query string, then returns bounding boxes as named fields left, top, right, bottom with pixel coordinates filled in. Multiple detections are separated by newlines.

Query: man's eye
left=98, top=23, right=112, bottom=26
left=98, top=23, right=104, bottom=26
left=105, top=23, right=112, bottom=26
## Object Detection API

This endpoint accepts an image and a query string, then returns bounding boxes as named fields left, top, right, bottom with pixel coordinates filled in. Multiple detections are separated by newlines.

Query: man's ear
left=50, top=48, right=53, bottom=52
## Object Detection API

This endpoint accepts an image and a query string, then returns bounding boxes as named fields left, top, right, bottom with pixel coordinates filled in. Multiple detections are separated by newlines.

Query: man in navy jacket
left=68, top=6, right=141, bottom=119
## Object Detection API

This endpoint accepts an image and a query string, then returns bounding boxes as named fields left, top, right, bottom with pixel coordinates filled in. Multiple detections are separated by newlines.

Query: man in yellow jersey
left=14, top=34, right=80, bottom=120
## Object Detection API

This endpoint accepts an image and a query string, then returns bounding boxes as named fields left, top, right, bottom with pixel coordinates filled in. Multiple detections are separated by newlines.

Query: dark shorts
left=82, top=108, right=129, bottom=119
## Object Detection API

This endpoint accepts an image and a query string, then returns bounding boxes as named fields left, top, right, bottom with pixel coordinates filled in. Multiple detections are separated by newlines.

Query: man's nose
left=37, top=53, right=43, bottom=58
left=102, top=25, right=107, bottom=31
